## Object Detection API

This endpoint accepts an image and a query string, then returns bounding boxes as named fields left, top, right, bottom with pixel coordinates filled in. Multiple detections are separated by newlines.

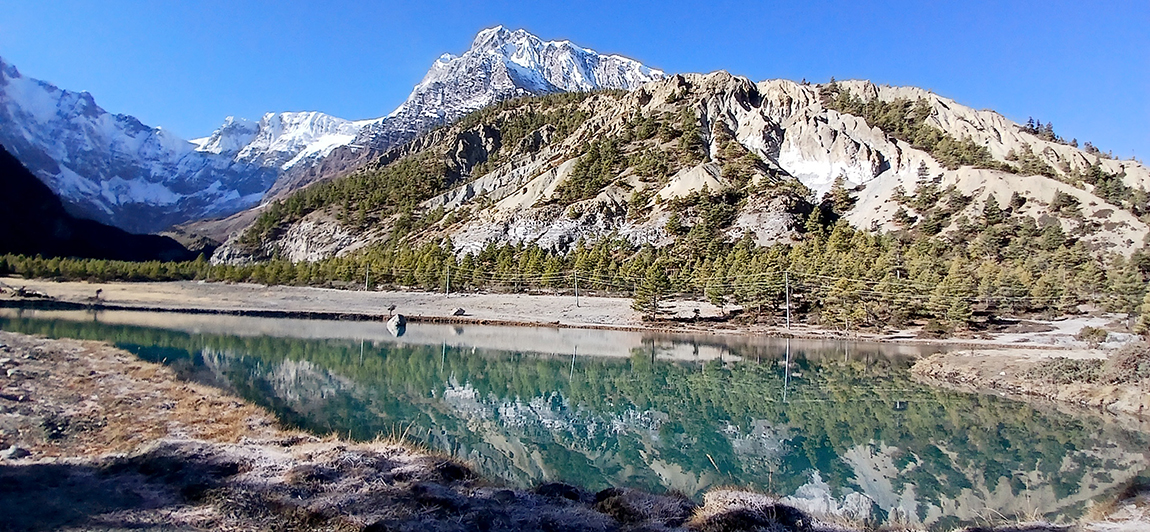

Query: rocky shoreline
left=911, top=350, right=1150, bottom=424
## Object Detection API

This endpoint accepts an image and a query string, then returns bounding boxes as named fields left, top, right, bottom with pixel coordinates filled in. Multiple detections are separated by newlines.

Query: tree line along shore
left=5, top=204, right=1150, bottom=339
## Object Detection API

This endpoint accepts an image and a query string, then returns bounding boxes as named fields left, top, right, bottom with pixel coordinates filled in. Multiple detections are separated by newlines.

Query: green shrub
left=1076, top=326, right=1110, bottom=347
left=1025, top=357, right=1103, bottom=384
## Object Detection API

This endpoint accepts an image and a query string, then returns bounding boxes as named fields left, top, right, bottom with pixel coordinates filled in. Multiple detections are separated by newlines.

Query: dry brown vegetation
left=1025, top=342, right=1150, bottom=387
left=0, top=331, right=283, bottom=458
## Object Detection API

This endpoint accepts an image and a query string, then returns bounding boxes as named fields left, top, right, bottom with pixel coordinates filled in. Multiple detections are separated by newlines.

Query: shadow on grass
left=0, top=444, right=246, bottom=531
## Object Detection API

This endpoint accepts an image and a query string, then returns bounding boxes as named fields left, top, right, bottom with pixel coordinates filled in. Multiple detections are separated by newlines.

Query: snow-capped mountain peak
left=351, top=26, right=666, bottom=161
left=411, top=26, right=665, bottom=99
left=191, top=116, right=258, bottom=154
left=195, top=111, right=377, bottom=171
left=250, top=26, right=667, bottom=201
left=0, top=27, right=665, bottom=234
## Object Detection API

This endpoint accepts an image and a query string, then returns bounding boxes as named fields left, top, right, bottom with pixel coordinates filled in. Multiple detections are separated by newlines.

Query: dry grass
left=0, top=332, right=283, bottom=458
left=1083, top=475, right=1150, bottom=523
left=1025, top=341, right=1150, bottom=387
left=1099, top=342, right=1150, bottom=385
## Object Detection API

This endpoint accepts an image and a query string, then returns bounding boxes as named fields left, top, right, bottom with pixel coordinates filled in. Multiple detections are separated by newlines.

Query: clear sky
left=1, top=0, right=1146, bottom=157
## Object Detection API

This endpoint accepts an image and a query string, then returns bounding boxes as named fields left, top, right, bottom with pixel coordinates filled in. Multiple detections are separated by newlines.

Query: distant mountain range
left=0, top=57, right=276, bottom=234
left=0, top=27, right=664, bottom=234
left=5, top=24, right=1149, bottom=272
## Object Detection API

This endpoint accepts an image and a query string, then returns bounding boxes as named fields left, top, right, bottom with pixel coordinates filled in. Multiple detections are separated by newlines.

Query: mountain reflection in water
left=2, top=308, right=1147, bottom=531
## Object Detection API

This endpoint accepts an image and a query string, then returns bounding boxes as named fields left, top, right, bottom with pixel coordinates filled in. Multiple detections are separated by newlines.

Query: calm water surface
left=2, top=308, right=1146, bottom=530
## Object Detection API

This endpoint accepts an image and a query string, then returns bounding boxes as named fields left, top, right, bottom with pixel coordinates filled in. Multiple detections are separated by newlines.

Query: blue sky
left=1, top=0, right=1146, bottom=157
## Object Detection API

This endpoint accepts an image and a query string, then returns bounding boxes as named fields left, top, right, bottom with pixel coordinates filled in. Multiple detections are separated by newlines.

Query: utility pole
left=365, top=264, right=370, bottom=291
left=783, top=338, right=791, bottom=403
left=784, top=271, right=791, bottom=330
left=574, top=272, right=580, bottom=307
left=445, top=268, right=450, bottom=296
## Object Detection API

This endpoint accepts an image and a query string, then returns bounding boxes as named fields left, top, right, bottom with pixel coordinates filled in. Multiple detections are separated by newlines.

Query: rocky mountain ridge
left=215, top=71, right=1150, bottom=265
left=256, top=26, right=666, bottom=200
left=0, top=56, right=276, bottom=234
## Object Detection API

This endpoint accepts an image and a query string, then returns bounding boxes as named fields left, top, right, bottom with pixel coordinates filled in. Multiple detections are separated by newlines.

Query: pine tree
left=930, top=258, right=975, bottom=326
left=1107, top=257, right=1144, bottom=314
left=804, top=207, right=827, bottom=239
left=982, top=195, right=1005, bottom=226
left=916, top=161, right=931, bottom=186
left=1135, top=291, right=1150, bottom=336
left=677, top=107, right=706, bottom=162
left=829, top=175, right=854, bottom=214
left=633, top=261, right=672, bottom=320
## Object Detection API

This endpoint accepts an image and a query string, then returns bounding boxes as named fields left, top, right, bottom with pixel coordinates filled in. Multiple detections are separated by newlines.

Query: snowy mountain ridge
left=0, top=27, right=666, bottom=234
left=235, top=26, right=668, bottom=201
left=192, top=111, right=379, bottom=171
left=0, top=55, right=276, bottom=234
left=358, top=25, right=666, bottom=148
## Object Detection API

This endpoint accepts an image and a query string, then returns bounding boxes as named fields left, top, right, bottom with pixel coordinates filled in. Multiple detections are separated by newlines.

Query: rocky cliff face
left=215, top=71, right=1150, bottom=264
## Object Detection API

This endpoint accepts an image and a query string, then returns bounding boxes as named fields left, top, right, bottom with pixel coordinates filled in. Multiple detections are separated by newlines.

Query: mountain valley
left=4, top=26, right=1150, bottom=332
